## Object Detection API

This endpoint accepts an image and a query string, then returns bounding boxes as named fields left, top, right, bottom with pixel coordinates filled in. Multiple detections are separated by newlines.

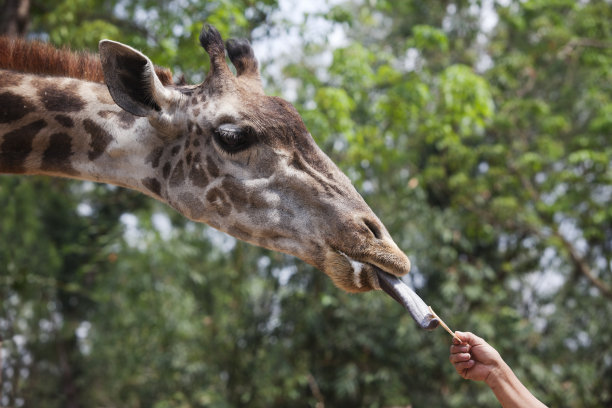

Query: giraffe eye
left=214, top=124, right=254, bottom=154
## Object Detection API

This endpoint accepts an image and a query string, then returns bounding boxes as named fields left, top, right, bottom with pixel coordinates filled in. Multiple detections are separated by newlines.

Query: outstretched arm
left=449, top=331, right=548, bottom=408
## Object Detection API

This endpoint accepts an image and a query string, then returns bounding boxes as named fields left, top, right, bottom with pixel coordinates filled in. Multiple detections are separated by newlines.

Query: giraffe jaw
left=338, top=252, right=382, bottom=291
left=340, top=253, right=439, bottom=331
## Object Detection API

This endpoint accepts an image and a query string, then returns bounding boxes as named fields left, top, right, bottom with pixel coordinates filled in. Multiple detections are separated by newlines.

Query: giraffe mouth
left=344, top=255, right=439, bottom=331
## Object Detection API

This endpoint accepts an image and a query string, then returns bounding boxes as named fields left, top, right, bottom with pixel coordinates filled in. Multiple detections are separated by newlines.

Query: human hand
left=449, top=331, right=503, bottom=383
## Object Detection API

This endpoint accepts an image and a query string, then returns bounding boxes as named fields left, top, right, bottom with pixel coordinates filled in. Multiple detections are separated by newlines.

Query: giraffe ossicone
left=0, top=24, right=438, bottom=329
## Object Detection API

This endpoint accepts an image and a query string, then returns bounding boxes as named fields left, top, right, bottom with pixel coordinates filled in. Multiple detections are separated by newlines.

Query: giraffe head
left=99, top=25, right=435, bottom=327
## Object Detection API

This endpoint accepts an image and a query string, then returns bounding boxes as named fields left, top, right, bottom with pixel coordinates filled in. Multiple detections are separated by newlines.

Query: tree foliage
left=1, top=0, right=611, bottom=407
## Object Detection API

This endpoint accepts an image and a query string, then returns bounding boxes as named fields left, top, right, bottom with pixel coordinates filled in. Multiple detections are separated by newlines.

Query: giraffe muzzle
left=333, top=251, right=440, bottom=330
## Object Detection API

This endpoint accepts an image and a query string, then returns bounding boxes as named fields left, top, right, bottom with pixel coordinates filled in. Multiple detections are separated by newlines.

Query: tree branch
left=554, top=231, right=612, bottom=299
left=307, top=372, right=325, bottom=408
left=511, top=165, right=612, bottom=300
left=558, top=37, right=612, bottom=58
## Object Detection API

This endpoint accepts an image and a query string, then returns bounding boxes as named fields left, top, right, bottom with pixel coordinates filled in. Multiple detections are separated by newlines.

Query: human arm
left=449, top=331, right=547, bottom=408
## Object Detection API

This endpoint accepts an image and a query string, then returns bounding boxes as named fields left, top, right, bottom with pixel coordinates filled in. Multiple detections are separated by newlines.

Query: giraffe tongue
left=376, top=270, right=439, bottom=331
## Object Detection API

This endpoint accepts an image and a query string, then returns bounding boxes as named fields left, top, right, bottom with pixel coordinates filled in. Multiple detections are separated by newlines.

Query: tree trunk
left=0, top=0, right=30, bottom=36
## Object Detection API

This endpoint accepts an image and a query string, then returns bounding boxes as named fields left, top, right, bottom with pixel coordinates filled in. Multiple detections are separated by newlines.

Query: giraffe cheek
left=169, top=159, right=185, bottom=186
left=177, top=192, right=208, bottom=220
left=142, top=177, right=162, bottom=197
left=206, top=187, right=232, bottom=217
left=188, top=153, right=209, bottom=187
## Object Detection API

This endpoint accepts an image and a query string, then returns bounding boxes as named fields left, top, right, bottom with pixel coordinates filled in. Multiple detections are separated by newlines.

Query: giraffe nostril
left=363, top=218, right=382, bottom=240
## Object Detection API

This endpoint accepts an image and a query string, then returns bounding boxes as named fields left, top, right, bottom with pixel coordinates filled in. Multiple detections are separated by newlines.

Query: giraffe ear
left=99, top=40, right=175, bottom=117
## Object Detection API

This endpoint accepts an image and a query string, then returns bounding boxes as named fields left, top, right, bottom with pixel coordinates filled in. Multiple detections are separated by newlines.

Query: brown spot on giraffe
left=54, top=114, right=74, bottom=128
left=248, top=189, right=271, bottom=210
left=37, top=84, right=86, bottom=112
left=0, top=119, right=46, bottom=173
left=162, top=161, right=172, bottom=179
left=97, top=110, right=113, bottom=119
left=41, top=132, right=78, bottom=176
left=97, top=109, right=135, bottom=129
left=116, top=110, right=136, bottom=129
left=206, top=187, right=231, bottom=217
left=0, top=92, right=36, bottom=123
left=169, top=159, right=185, bottom=187
left=83, top=119, right=113, bottom=161
left=145, top=146, right=164, bottom=168
left=188, top=153, right=208, bottom=187
left=142, top=177, right=162, bottom=197
left=206, top=155, right=219, bottom=178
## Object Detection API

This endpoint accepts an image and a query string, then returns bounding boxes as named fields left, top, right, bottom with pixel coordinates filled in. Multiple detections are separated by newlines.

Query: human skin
left=449, top=331, right=548, bottom=408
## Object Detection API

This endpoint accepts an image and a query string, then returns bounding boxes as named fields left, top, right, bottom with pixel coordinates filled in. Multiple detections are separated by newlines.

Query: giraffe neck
left=0, top=69, right=165, bottom=197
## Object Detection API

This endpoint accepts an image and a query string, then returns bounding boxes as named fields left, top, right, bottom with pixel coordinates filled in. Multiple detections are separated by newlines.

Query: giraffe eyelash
left=213, top=124, right=256, bottom=155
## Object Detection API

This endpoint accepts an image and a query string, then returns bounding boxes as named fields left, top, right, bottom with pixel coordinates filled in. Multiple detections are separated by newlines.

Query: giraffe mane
left=0, top=36, right=174, bottom=85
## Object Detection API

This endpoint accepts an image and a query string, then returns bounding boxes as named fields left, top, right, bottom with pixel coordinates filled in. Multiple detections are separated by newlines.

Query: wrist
left=484, top=359, right=511, bottom=390
left=484, top=359, right=548, bottom=408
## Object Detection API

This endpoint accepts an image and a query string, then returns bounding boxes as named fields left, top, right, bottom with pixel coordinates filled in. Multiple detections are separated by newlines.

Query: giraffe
left=0, top=24, right=438, bottom=330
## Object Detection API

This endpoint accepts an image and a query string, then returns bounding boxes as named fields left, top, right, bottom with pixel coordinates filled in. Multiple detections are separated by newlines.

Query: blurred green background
left=1, top=0, right=611, bottom=406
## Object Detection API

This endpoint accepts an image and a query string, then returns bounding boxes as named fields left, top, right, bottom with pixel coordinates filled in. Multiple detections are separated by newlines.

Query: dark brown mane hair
left=0, top=36, right=173, bottom=85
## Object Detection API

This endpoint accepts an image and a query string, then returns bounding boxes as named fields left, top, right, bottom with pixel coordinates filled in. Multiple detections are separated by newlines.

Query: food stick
left=428, top=306, right=462, bottom=343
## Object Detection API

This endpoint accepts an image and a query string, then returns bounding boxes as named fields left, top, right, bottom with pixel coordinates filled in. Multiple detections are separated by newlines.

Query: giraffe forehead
left=239, top=96, right=312, bottom=150
left=189, top=86, right=302, bottom=126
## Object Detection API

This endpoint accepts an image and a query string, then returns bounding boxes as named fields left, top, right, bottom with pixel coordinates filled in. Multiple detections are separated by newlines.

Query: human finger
left=450, top=344, right=470, bottom=354
left=453, top=359, right=475, bottom=374
left=455, top=331, right=483, bottom=346
left=449, top=352, right=471, bottom=364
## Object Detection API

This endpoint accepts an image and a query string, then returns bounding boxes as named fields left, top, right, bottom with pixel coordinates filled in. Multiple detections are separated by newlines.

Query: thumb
left=454, top=331, right=480, bottom=346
